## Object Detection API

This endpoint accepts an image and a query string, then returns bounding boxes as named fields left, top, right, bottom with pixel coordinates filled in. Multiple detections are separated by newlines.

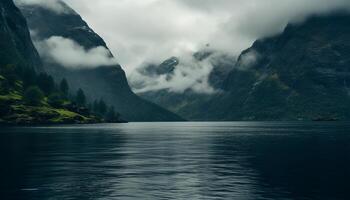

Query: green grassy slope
left=0, top=74, right=100, bottom=125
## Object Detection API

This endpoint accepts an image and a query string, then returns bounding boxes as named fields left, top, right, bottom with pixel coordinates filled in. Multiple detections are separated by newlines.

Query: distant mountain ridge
left=13, top=0, right=350, bottom=121
left=136, top=51, right=234, bottom=120
left=216, top=11, right=350, bottom=121
left=17, top=0, right=184, bottom=122
left=138, top=11, right=350, bottom=121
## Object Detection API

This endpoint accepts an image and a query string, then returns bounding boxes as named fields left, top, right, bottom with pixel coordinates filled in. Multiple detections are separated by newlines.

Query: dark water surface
left=0, top=122, right=349, bottom=200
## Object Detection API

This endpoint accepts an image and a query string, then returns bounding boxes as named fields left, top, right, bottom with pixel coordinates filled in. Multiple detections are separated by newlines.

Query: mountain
left=135, top=51, right=234, bottom=120
left=17, top=0, right=183, bottom=122
left=0, top=0, right=101, bottom=125
left=216, top=12, right=350, bottom=121
left=0, top=0, right=41, bottom=70
left=138, top=12, right=350, bottom=121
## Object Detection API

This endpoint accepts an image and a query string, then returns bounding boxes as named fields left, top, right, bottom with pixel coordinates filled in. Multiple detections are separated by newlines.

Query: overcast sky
left=61, top=0, right=350, bottom=74
left=15, top=0, right=350, bottom=93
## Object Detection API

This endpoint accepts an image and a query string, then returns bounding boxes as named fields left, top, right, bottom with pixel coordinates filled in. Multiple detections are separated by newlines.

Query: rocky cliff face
left=17, top=1, right=183, bottom=121
left=0, top=0, right=41, bottom=69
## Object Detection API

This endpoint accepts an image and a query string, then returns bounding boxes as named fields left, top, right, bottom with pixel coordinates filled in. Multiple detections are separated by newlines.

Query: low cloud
left=15, top=0, right=72, bottom=14
left=35, top=36, right=118, bottom=69
left=237, top=51, right=259, bottom=70
left=18, top=0, right=350, bottom=92
left=130, top=53, right=217, bottom=94
left=63, top=0, right=350, bottom=75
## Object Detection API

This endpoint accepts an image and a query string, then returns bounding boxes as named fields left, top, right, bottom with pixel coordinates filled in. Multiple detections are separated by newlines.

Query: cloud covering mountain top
left=60, top=0, right=350, bottom=73
left=15, top=0, right=73, bottom=14
left=15, top=0, right=350, bottom=93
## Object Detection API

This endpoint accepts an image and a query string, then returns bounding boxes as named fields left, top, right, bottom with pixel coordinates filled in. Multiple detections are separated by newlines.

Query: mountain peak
left=15, top=0, right=77, bottom=15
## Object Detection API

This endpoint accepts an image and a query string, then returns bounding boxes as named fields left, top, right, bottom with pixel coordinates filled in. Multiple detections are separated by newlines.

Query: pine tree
left=48, top=93, right=64, bottom=108
left=21, top=67, right=37, bottom=89
left=98, top=99, right=107, bottom=115
left=87, top=103, right=93, bottom=111
left=76, top=88, right=86, bottom=106
left=60, top=78, right=69, bottom=96
left=37, top=73, right=55, bottom=95
left=23, top=86, right=44, bottom=106
left=106, top=106, right=116, bottom=122
left=93, top=100, right=99, bottom=114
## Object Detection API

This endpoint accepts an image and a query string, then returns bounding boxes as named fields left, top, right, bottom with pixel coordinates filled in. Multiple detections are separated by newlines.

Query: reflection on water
left=0, top=122, right=349, bottom=199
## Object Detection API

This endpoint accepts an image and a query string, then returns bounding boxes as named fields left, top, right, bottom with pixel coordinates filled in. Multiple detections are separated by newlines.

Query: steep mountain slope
left=17, top=1, right=183, bottom=121
left=0, top=0, right=41, bottom=70
left=0, top=0, right=100, bottom=125
left=215, top=11, right=350, bottom=120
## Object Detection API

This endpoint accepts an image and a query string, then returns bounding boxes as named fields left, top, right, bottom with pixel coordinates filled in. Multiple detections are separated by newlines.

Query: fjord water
left=0, top=122, right=349, bottom=200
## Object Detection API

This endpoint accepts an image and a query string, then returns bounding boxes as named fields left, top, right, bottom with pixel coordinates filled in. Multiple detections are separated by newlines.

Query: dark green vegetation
left=18, top=1, right=183, bottom=122
left=0, top=0, right=123, bottom=125
left=0, top=64, right=124, bottom=125
left=4, top=0, right=350, bottom=122
left=0, top=64, right=100, bottom=125
left=140, top=12, right=350, bottom=121
left=215, top=12, right=350, bottom=121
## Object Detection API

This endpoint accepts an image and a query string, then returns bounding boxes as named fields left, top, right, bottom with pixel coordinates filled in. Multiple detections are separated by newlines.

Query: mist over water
left=1, top=122, right=349, bottom=199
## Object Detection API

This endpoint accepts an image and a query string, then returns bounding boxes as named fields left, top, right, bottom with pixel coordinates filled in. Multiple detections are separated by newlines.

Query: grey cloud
left=130, top=54, right=217, bottom=94
left=62, top=0, right=350, bottom=75
left=35, top=36, right=118, bottom=69
left=19, top=0, right=350, bottom=93
left=237, top=50, right=259, bottom=70
left=15, top=0, right=73, bottom=14
left=63, top=0, right=219, bottom=73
